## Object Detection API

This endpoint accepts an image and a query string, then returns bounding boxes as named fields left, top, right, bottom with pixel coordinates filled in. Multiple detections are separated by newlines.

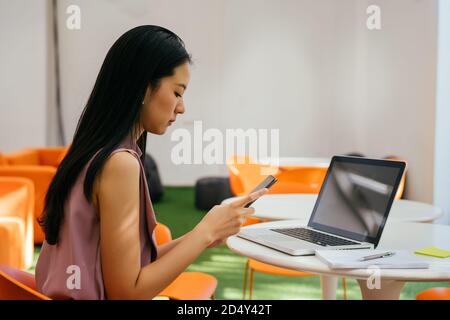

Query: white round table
left=222, top=194, right=444, bottom=223
left=258, top=157, right=330, bottom=169
left=227, top=220, right=450, bottom=300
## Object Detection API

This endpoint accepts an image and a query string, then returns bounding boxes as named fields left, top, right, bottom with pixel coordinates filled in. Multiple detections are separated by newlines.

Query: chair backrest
left=0, top=264, right=50, bottom=300
left=383, top=156, right=407, bottom=199
left=36, top=147, right=69, bottom=167
left=226, top=155, right=252, bottom=195
left=4, top=149, right=40, bottom=166
left=268, top=167, right=328, bottom=194
left=154, top=223, right=173, bottom=245
left=0, top=153, right=8, bottom=166
left=0, top=166, right=56, bottom=244
left=226, top=155, right=278, bottom=195
left=0, top=177, right=35, bottom=269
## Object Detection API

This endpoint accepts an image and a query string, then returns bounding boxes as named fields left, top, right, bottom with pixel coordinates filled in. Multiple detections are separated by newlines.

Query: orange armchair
left=0, top=177, right=35, bottom=269
left=0, top=154, right=7, bottom=166
left=155, top=223, right=218, bottom=300
left=0, top=217, right=26, bottom=270
left=3, top=147, right=67, bottom=168
left=0, top=147, right=68, bottom=244
left=0, top=264, right=50, bottom=300
left=0, top=164, right=55, bottom=244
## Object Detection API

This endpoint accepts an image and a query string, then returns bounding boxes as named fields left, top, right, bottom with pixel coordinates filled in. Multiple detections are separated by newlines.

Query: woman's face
left=140, top=62, right=190, bottom=135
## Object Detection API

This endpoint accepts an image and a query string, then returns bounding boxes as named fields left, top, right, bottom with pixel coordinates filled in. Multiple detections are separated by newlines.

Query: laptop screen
left=308, top=156, right=405, bottom=246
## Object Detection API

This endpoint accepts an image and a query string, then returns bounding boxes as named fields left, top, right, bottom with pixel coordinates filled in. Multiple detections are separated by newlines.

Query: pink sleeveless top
left=35, top=137, right=158, bottom=299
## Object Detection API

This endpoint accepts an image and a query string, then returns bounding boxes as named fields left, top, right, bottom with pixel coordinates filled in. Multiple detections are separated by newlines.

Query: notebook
left=315, top=249, right=430, bottom=269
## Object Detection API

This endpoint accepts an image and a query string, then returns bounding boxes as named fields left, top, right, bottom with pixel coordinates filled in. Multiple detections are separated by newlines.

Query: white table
left=222, top=194, right=444, bottom=223
left=227, top=220, right=450, bottom=300
left=258, top=157, right=330, bottom=169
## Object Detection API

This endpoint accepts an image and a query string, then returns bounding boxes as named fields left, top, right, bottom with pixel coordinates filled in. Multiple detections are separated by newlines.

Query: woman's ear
left=142, top=86, right=152, bottom=105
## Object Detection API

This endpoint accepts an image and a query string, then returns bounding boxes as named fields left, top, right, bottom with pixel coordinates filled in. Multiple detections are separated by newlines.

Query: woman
left=36, top=25, right=267, bottom=300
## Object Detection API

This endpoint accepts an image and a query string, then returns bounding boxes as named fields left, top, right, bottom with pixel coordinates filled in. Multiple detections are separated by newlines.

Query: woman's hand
left=207, top=239, right=225, bottom=248
left=193, top=188, right=268, bottom=247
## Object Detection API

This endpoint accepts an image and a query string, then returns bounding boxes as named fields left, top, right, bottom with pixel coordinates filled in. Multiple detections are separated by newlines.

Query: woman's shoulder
left=93, top=150, right=141, bottom=208
left=106, top=150, right=140, bottom=171
left=99, top=151, right=141, bottom=185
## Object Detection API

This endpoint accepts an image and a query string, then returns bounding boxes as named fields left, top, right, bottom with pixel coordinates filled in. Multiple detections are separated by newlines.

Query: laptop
left=237, top=156, right=406, bottom=256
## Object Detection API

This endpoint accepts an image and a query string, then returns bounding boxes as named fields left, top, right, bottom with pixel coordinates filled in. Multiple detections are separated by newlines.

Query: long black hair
left=40, top=25, right=191, bottom=245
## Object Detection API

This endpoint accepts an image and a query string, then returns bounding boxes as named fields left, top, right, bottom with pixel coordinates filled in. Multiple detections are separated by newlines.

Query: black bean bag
left=143, top=153, right=164, bottom=203
left=195, top=177, right=233, bottom=211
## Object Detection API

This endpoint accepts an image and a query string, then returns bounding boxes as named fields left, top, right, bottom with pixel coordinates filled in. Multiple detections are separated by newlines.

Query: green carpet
left=30, top=187, right=449, bottom=300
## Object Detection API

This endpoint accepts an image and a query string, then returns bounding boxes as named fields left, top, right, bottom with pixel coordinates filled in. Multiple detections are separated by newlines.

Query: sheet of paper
left=315, top=249, right=430, bottom=269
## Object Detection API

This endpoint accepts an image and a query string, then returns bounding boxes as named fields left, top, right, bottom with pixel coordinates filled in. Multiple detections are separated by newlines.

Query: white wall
left=353, top=0, right=438, bottom=202
left=0, top=0, right=49, bottom=151
left=52, top=0, right=227, bottom=184
left=2, top=0, right=439, bottom=204
left=434, top=0, right=450, bottom=224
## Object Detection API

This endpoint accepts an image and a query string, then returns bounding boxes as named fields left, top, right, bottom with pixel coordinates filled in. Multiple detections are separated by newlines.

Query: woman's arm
left=97, top=152, right=208, bottom=299
left=156, top=234, right=188, bottom=259
left=97, top=152, right=264, bottom=300
left=157, top=232, right=223, bottom=259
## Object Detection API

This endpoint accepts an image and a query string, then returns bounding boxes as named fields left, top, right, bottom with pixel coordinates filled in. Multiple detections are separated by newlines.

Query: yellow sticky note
left=415, top=246, right=450, bottom=258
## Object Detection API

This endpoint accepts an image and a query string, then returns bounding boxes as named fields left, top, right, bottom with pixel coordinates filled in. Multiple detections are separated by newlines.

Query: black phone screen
left=244, top=175, right=278, bottom=208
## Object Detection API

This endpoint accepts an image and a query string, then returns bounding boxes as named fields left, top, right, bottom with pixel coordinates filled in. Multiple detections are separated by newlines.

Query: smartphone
left=244, top=175, right=278, bottom=208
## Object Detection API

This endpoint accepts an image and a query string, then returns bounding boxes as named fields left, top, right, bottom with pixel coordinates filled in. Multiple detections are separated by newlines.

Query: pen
left=358, top=251, right=396, bottom=261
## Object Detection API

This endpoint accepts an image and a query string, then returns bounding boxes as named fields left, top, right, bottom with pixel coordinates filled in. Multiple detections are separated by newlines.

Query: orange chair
left=0, top=148, right=66, bottom=244
left=243, top=258, right=319, bottom=300
left=0, top=177, right=35, bottom=269
left=0, top=154, right=7, bottom=166
left=232, top=165, right=347, bottom=299
left=226, top=155, right=279, bottom=196
left=155, top=223, right=218, bottom=300
left=226, top=159, right=320, bottom=299
left=0, top=165, right=55, bottom=244
left=268, top=167, right=327, bottom=194
left=0, top=224, right=216, bottom=300
left=227, top=156, right=246, bottom=196
left=225, top=155, right=273, bottom=231
left=2, top=147, right=67, bottom=243
left=416, top=287, right=450, bottom=300
left=3, top=147, right=68, bottom=168
left=383, top=157, right=407, bottom=200
left=241, top=217, right=348, bottom=300
left=0, top=217, right=26, bottom=270
left=0, top=264, right=50, bottom=300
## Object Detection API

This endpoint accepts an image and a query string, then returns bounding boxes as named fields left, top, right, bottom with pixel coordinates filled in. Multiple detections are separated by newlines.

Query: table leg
left=320, top=275, right=338, bottom=300
left=357, top=279, right=405, bottom=300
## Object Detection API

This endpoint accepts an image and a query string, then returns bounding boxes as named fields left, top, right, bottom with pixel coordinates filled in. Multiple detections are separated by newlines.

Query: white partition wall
left=434, top=0, right=450, bottom=224
left=352, top=0, right=438, bottom=203
left=0, top=0, right=442, bottom=205
left=48, top=0, right=438, bottom=203
left=0, top=0, right=48, bottom=151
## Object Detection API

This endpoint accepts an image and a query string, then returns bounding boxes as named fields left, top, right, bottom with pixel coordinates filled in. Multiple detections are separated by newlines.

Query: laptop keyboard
left=271, top=228, right=359, bottom=247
